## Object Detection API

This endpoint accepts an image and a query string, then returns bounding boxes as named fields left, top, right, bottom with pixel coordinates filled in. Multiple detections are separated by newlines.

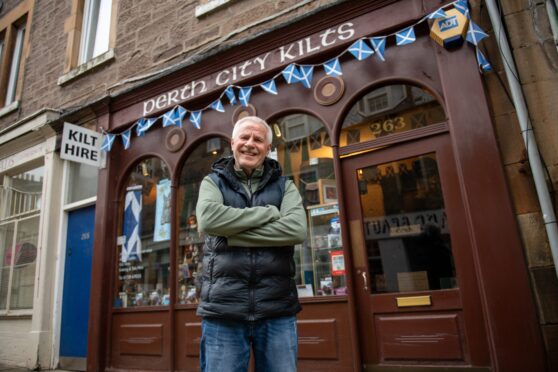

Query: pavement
left=0, top=364, right=71, bottom=372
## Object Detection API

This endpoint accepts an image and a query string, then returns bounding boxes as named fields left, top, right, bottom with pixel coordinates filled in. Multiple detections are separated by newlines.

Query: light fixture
left=273, top=123, right=282, bottom=138
left=142, top=162, right=149, bottom=177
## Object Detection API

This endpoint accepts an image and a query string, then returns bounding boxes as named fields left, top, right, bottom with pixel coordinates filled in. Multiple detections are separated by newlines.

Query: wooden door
left=341, top=134, right=489, bottom=369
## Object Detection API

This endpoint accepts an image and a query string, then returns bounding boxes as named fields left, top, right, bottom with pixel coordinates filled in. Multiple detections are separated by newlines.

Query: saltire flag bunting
left=190, top=110, right=202, bottom=129
left=239, top=87, right=252, bottom=107
left=282, top=64, right=300, bottom=84
left=122, top=185, right=142, bottom=263
left=210, top=98, right=225, bottom=112
left=348, top=39, right=373, bottom=60
left=176, top=106, right=187, bottom=121
left=162, top=107, right=183, bottom=127
left=260, top=79, right=278, bottom=94
left=122, top=128, right=132, bottom=150
left=323, top=58, right=342, bottom=76
left=370, top=37, right=386, bottom=61
left=466, top=21, right=488, bottom=46
left=100, top=133, right=115, bottom=152
left=454, top=0, right=470, bottom=19
left=224, top=86, right=237, bottom=105
left=396, top=27, right=416, bottom=46
left=476, top=47, right=492, bottom=72
left=298, top=65, right=314, bottom=88
left=428, top=8, right=447, bottom=19
left=136, top=117, right=157, bottom=137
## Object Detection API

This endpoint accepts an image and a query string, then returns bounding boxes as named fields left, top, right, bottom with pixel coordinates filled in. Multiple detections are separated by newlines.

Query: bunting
left=100, top=0, right=492, bottom=152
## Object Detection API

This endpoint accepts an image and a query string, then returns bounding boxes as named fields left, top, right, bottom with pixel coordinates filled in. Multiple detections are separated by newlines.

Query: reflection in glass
left=10, top=216, right=38, bottom=309
left=0, top=222, right=15, bottom=310
left=358, top=153, right=457, bottom=293
left=341, top=85, right=446, bottom=147
left=115, top=157, right=171, bottom=308
left=66, top=162, right=98, bottom=204
left=270, top=113, right=346, bottom=297
left=177, top=137, right=231, bottom=305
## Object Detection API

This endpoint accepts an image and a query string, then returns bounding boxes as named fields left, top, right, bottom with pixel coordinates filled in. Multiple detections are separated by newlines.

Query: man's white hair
left=232, top=116, right=273, bottom=144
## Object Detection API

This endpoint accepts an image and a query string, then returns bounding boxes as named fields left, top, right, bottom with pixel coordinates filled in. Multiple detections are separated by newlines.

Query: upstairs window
left=78, top=0, right=112, bottom=64
left=0, top=0, right=33, bottom=111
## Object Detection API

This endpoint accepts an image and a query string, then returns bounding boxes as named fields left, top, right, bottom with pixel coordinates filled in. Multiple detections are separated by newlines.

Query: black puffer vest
left=196, top=157, right=301, bottom=321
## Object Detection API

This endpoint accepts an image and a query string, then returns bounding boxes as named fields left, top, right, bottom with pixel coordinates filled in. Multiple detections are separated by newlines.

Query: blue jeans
left=200, top=316, right=298, bottom=372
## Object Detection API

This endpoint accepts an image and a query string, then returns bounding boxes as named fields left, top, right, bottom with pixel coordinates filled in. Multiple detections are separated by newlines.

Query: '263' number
left=369, top=117, right=406, bottom=135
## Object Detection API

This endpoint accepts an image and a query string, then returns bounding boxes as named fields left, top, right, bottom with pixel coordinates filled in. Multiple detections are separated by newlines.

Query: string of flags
left=100, top=0, right=491, bottom=152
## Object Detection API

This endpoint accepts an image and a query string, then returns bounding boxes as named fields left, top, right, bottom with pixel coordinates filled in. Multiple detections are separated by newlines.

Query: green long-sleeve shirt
left=196, top=167, right=308, bottom=247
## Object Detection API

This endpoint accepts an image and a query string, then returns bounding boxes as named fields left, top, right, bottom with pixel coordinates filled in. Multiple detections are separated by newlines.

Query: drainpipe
left=485, top=0, right=558, bottom=278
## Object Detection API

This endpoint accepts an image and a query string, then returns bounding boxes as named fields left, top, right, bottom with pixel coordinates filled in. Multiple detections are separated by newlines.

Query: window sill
left=195, top=0, right=234, bottom=17
left=0, top=100, right=20, bottom=118
left=0, top=309, right=33, bottom=319
left=57, top=49, right=115, bottom=86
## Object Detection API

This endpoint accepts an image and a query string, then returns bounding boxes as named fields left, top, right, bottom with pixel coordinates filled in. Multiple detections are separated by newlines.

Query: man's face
left=231, top=121, right=271, bottom=175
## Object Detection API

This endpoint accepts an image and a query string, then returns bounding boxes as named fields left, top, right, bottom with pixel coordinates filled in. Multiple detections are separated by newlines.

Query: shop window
left=65, top=162, right=98, bottom=204
left=340, top=84, right=446, bottom=147
left=0, top=166, right=43, bottom=312
left=357, top=153, right=457, bottom=293
left=0, top=0, right=33, bottom=112
left=114, top=157, right=171, bottom=308
left=271, top=113, right=347, bottom=297
left=176, top=137, right=231, bottom=305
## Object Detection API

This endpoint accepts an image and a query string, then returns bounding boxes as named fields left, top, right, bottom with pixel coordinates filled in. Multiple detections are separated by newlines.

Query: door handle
left=361, top=271, right=368, bottom=292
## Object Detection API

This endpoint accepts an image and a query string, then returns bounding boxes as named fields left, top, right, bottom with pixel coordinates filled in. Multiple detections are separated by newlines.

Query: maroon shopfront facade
left=87, top=1, right=545, bottom=371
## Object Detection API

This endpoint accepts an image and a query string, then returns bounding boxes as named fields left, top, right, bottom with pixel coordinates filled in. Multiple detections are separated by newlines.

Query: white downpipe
left=485, top=0, right=558, bottom=278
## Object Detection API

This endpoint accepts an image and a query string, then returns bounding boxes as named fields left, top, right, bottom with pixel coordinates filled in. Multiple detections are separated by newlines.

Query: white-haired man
left=196, top=116, right=307, bottom=372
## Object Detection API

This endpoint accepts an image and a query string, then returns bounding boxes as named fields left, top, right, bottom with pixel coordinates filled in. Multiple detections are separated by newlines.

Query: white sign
left=60, top=122, right=102, bottom=167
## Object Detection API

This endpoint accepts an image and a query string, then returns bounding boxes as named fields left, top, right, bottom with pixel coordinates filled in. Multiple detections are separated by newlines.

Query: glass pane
left=340, top=85, right=446, bottom=147
left=5, top=22, right=26, bottom=106
left=10, top=216, right=39, bottom=309
left=0, top=222, right=15, bottom=310
left=115, top=157, right=171, bottom=308
left=177, top=137, right=231, bottom=304
left=66, top=162, right=98, bottom=204
left=358, top=153, right=457, bottom=293
left=1, top=166, right=44, bottom=219
left=271, top=113, right=347, bottom=297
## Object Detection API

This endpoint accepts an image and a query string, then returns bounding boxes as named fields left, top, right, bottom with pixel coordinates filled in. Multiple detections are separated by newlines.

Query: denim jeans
left=200, top=316, right=298, bottom=372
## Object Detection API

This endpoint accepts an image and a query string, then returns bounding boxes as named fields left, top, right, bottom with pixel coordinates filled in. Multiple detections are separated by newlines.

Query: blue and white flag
left=121, top=129, right=132, bottom=150
left=323, top=58, right=342, bottom=77
left=211, top=99, right=225, bottom=112
left=454, top=0, right=470, bottom=19
left=260, top=79, right=278, bottom=95
left=190, top=110, right=202, bottom=129
left=348, top=39, right=373, bottom=60
left=282, top=64, right=300, bottom=84
left=370, top=37, right=386, bottom=61
left=154, top=179, right=171, bottom=242
left=122, top=185, right=142, bottom=263
left=136, top=118, right=157, bottom=137
left=396, top=27, right=416, bottom=46
left=476, top=47, right=492, bottom=72
left=428, top=8, right=447, bottom=19
left=298, top=65, right=314, bottom=88
left=225, top=86, right=237, bottom=105
left=162, top=107, right=182, bottom=127
left=239, top=87, right=252, bottom=107
left=466, top=21, right=488, bottom=46
left=100, top=133, right=115, bottom=152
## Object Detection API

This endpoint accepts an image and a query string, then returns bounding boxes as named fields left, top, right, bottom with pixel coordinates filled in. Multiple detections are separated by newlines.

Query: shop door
left=342, top=134, right=488, bottom=369
left=60, top=205, right=95, bottom=370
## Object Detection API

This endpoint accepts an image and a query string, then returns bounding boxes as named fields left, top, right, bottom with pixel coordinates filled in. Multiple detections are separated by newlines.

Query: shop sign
left=142, top=22, right=356, bottom=116
left=60, top=122, right=102, bottom=167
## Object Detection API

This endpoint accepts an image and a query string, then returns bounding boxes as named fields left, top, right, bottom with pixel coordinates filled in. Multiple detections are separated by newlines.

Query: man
left=196, top=116, right=307, bottom=372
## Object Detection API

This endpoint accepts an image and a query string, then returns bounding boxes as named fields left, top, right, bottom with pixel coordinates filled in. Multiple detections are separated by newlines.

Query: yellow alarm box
left=430, top=8, right=469, bottom=49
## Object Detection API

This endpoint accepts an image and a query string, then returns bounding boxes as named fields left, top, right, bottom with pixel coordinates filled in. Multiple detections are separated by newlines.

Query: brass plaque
left=396, top=295, right=432, bottom=307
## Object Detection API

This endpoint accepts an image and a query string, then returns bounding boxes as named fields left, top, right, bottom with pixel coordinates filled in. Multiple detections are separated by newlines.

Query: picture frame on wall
left=318, top=179, right=337, bottom=204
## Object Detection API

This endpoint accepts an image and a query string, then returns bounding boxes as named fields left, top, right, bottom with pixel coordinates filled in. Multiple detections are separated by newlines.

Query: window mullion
left=5, top=220, right=18, bottom=312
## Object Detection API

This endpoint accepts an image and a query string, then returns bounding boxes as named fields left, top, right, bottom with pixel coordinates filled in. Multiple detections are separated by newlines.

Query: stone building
left=0, top=0, right=556, bottom=371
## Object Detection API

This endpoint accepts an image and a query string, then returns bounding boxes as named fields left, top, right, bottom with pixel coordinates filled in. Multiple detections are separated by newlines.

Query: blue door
left=60, top=205, right=95, bottom=358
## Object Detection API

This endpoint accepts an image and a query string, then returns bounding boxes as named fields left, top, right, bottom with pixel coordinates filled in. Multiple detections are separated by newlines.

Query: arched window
left=340, top=84, right=446, bottom=147
left=176, top=137, right=231, bottom=305
left=114, top=157, right=171, bottom=308
left=270, top=113, right=346, bottom=297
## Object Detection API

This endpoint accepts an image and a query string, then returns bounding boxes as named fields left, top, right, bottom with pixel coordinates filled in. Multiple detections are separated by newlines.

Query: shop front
left=88, top=2, right=545, bottom=371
